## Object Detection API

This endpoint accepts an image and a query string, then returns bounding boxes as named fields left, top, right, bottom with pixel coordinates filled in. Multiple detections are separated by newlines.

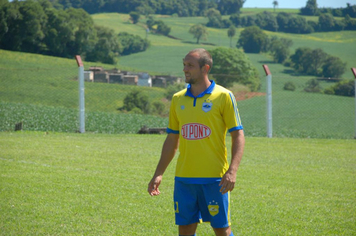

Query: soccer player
left=147, top=48, right=245, bottom=236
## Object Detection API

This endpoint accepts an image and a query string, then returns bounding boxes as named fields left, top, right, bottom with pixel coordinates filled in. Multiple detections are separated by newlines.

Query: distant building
left=109, top=73, right=123, bottom=84
left=152, top=75, right=183, bottom=88
left=128, top=72, right=152, bottom=87
left=85, top=67, right=182, bottom=88
left=84, top=71, right=93, bottom=82
left=122, top=75, right=138, bottom=85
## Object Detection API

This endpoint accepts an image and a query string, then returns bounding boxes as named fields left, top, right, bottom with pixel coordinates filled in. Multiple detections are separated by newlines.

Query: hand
left=219, top=170, right=236, bottom=194
left=148, top=175, right=162, bottom=196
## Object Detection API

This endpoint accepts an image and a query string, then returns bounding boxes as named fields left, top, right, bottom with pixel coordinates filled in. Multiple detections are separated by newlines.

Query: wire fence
left=0, top=59, right=355, bottom=139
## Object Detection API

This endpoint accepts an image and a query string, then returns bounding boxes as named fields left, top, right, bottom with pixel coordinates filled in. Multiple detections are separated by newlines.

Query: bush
left=165, top=83, right=186, bottom=100
left=152, top=101, right=166, bottom=116
left=122, top=90, right=151, bottom=114
left=304, top=79, right=322, bottom=93
left=118, top=32, right=150, bottom=55
left=283, top=82, right=296, bottom=91
left=324, top=80, right=355, bottom=97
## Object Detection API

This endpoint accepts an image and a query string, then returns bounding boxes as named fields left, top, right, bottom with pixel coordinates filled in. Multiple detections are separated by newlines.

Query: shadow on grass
left=182, top=41, right=216, bottom=46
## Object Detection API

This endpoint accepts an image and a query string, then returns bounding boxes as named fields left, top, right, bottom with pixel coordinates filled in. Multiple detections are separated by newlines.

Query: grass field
left=0, top=132, right=355, bottom=235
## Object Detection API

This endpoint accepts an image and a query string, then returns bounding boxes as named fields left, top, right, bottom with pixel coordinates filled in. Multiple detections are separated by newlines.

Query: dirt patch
left=235, top=91, right=266, bottom=101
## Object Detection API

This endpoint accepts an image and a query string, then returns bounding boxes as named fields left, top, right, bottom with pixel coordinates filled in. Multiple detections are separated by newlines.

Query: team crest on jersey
left=202, top=99, right=212, bottom=112
left=181, top=123, right=211, bottom=140
left=208, top=200, right=219, bottom=216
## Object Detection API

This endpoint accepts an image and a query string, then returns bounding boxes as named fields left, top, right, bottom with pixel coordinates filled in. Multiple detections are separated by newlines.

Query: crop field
left=0, top=132, right=355, bottom=235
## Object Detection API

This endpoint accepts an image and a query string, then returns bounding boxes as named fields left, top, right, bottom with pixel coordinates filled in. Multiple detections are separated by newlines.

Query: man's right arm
left=147, top=133, right=179, bottom=196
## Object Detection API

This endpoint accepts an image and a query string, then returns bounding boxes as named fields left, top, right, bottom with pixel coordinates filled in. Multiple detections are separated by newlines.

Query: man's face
left=183, top=52, right=203, bottom=84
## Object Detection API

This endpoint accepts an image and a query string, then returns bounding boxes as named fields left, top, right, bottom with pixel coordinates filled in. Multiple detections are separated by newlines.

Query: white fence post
left=351, top=68, right=356, bottom=139
left=263, top=65, right=272, bottom=138
left=75, top=55, right=85, bottom=133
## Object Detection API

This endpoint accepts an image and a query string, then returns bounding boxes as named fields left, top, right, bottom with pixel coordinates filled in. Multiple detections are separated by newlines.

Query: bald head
left=187, top=48, right=213, bottom=72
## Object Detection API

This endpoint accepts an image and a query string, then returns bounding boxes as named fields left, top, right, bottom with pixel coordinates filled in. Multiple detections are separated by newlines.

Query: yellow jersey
left=167, top=80, right=243, bottom=184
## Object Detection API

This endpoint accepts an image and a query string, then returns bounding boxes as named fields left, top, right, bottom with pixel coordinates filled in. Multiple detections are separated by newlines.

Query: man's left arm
left=219, top=129, right=245, bottom=194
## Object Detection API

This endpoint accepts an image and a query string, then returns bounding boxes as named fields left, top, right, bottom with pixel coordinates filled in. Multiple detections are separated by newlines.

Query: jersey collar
left=185, top=80, right=215, bottom=98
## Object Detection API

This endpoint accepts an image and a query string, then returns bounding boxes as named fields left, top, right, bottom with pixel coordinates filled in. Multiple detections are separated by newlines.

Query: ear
left=203, top=64, right=210, bottom=74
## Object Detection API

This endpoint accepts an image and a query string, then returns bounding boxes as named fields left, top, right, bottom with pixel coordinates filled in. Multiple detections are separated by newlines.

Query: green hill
left=0, top=11, right=355, bottom=138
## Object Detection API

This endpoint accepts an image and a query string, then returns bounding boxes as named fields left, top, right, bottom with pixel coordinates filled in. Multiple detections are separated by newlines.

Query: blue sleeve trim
left=228, top=126, right=243, bottom=133
left=166, top=128, right=179, bottom=134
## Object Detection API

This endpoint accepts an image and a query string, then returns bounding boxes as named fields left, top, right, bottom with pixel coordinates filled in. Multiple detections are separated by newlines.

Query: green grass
left=0, top=50, right=166, bottom=112
left=0, top=132, right=355, bottom=235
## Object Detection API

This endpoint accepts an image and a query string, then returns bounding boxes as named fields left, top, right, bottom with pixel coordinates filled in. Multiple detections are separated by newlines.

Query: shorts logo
left=181, top=123, right=211, bottom=140
left=202, top=99, right=212, bottom=112
left=208, top=200, right=219, bottom=216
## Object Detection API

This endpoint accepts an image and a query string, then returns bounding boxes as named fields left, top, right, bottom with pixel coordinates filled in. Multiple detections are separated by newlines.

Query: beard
left=185, top=74, right=196, bottom=84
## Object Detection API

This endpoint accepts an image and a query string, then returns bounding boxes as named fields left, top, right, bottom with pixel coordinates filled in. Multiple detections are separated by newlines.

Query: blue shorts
left=174, top=179, right=231, bottom=228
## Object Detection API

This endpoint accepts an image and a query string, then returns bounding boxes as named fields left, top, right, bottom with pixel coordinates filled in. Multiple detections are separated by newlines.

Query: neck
left=190, top=78, right=211, bottom=97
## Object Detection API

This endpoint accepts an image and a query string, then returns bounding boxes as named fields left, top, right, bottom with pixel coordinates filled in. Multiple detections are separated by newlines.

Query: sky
left=243, top=0, right=356, bottom=9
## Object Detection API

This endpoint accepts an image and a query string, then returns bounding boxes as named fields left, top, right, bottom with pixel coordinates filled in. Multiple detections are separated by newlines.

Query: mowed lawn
left=0, top=132, right=355, bottom=235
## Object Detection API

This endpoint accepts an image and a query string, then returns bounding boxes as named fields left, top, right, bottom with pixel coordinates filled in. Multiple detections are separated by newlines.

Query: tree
left=308, top=48, right=327, bottom=75
left=208, top=47, right=260, bottom=91
left=287, top=15, right=313, bottom=33
left=227, top=25, right=236, bottom=48
left=85, top=26, right=120, bottom=64
left=218, top=0, right=244, bottom=15
left=268, top=36, right=293, bottom=63
left=276, top=12, right=291, bottom=32
left=189, top=24, right=208, bottom=44
left=255, top=11, right=278, bottom=31
left=2, top=0, right=47, bottom=53
left=43, top=8, right=76, bottom=57
left=237, top=26, right=268, bottom=53
left=318, top=13, right=335, bottom=31
left=272, top=1, right=278, bottom=12
left=129, top=11, right=140, bottom=24
left=300, top=0, right=318, bottom=16
left=290, top=47, right=326, bottom=75
left=65, top=8, right=97, bottom=56
left=321, top=56, right=346, bottom=78
left=205, top=8, right=223, bottom=28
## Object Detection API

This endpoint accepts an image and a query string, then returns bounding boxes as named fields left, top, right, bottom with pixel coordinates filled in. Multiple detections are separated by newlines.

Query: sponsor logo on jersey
left=181, top=123, right=211, bottom=140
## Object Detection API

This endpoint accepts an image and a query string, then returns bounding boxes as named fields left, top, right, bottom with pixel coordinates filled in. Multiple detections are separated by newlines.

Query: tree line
left=52, top=0, right=356, bottom=34
left=216, top=10, right=356, bottom=33
left=0, top=0, right=150, bottom=64
left=55, top=0, right=244, bottom=16
left=53, top=0, right=356, bottom=19
left=300, top=0, right=356, bottom=18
